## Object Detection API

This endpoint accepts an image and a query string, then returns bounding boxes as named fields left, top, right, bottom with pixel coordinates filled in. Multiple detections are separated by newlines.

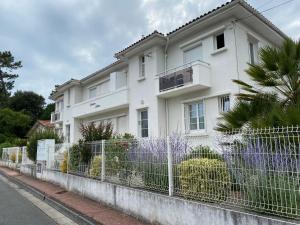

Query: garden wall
left=32, top=169, right=297, bottom=225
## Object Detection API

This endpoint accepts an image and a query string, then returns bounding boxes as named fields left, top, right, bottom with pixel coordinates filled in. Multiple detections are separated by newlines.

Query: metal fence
left=62, top=127, right=299, bottom=219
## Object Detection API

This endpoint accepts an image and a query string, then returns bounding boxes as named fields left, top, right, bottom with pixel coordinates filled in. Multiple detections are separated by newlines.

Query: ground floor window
left=219, top=95, right=230, bottom=113
left=138, top=109, right=148, bottom=137
left=184, top=101, right=205, bottom=132
left=65, top=124, right=70, bottom=143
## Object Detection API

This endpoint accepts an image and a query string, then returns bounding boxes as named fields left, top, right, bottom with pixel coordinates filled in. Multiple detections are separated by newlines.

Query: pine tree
left=0, top=51, right=22, bottom=107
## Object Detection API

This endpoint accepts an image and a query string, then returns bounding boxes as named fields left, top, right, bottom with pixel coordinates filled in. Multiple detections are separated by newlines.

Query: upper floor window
left=116, top=71, right=127, bottom=89
left=89, top=86, right=97, bottom=99
left=98, top=80, right=110, bottom=95
left=56, top=99, right=64, bottom=112
left=219, top=95, right=230, bottom=113
left=249, top=39, right=258, bottom=65
left=215, top=33, right=225, bottom=50
left=183, top=44, right=203, bottom=64
left=184, top=101, right=205, bottom=132
left=138, top=109, right=148, bottom=137
left=139, top=55, right=145, bottom=78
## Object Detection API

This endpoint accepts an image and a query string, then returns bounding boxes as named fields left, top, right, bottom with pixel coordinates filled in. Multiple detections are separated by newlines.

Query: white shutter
left=183, top=45, right=203, bottom=64
left=184, top=104, right=190, bottom=134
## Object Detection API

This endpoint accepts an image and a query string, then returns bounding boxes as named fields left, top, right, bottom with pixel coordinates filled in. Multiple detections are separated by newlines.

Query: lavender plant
left=222, top=136, right=300, bottom=218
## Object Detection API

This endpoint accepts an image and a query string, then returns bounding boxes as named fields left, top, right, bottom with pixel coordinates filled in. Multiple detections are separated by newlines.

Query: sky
left=0, top=0, right=299, bottom=102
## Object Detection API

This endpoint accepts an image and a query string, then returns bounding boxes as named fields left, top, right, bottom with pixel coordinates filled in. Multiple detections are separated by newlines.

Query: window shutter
left=184, top=104, right=190, bottom=134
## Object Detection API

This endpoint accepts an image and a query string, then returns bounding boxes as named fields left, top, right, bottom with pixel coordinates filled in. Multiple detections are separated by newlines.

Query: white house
left=50, top=0, right=286, bottom=145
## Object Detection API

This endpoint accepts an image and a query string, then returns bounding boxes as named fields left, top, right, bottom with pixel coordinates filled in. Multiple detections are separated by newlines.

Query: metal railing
left=51, top=111, right=62, bottom=123
left=57, top=127, right=300, bottom=219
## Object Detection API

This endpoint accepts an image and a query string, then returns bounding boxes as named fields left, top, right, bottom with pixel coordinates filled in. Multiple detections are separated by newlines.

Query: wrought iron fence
left=62, top=127, right=299, bottom=219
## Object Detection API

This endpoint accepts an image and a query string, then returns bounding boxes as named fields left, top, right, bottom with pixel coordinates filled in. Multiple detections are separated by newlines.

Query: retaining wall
left=26, top=168, right=298, bottom=225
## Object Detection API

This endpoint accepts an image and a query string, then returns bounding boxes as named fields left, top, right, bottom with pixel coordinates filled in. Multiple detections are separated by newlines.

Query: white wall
left=53, top=16, right=281, bottom=145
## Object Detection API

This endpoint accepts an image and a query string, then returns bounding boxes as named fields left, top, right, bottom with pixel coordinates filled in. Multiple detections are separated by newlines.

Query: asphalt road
left=0, top=176, right=58, bottom=225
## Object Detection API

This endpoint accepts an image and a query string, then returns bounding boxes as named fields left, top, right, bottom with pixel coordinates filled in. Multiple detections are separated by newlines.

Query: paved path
left=0, top=167, right=148, bottom=225
left=0, top=173, right=60, bottom=225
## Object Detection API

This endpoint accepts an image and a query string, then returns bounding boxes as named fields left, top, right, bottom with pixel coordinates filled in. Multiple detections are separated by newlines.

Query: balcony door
left=183, top=44, right=203, bottom=64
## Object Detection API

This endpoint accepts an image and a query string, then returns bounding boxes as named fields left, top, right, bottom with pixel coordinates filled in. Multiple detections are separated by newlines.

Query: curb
left=0, top=169, right=102, bottom=225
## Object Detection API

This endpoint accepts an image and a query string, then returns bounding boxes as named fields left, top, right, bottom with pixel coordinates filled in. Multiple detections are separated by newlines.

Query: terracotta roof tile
left=38, top=120, right=54, bottom=128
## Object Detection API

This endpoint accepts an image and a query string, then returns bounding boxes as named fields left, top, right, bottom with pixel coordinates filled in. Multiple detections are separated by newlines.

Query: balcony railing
left=71, top=88, right=129, bottom=118
left=51, top=111, right=62, bottom=123
left=156, top=60, right=211, bottom=97
left=159, top=67, right=193, bottom=92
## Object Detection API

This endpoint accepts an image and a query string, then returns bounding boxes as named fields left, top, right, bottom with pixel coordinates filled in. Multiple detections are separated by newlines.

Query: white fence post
left=167, top=136, right=173, bottom=196
left=101, top=140, right=105, bottom=181
left=16, top=147, right=19, bottom=164
left=67, top=144, right=70, bottom=174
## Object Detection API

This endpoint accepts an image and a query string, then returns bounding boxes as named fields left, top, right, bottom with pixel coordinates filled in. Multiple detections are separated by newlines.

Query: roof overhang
left=115, top=32, right=166, bottom=59
left=167, top=0, right=286, bottom=46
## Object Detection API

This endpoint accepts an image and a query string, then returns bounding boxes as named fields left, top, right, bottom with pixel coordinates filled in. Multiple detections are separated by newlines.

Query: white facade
left=50, top=0, right=286, bottom=145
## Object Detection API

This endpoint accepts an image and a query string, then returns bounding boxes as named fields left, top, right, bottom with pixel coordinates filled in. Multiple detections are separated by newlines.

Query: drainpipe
left=232, top=21, right=241, bottom=93
left=164, top=37, right=170, bottom=137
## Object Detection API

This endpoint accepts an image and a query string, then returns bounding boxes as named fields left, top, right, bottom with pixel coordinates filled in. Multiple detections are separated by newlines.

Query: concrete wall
left=35, top=169, right=297, bottom=225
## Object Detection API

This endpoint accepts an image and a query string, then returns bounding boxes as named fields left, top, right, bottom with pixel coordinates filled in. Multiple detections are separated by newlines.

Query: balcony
left=156, top=60, right=211, bottom=98
left=71, top=88, right=129, bottom=118
left=51, top=111, right=63, bottom=123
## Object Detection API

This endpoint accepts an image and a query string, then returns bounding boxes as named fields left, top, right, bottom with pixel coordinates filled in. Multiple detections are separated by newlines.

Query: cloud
left=0, top=0, right=299, bottom=102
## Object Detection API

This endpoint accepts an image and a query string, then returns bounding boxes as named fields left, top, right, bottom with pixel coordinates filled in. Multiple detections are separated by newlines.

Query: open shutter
left=184, top=104, right=190, bottom=134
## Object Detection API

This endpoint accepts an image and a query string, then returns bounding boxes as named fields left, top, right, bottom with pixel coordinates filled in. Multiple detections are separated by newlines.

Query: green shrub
left=105, top=139, right=131, bottom=181
left=27, top=129, right=63, bottom=162
left=10, top=152, right=16, bottom=163
left=60, top=152, right=68, bottom=173
left=80, top=122, right=113, bottom=142
left=142, top=162, right=169, bottom=192
left=89, top=156, right=102, bottom=178
left=186, top=145, right=222, bottom=160
left=178, top=158, right=230, bottom=202
left=69, top=144, right=80, bottom=171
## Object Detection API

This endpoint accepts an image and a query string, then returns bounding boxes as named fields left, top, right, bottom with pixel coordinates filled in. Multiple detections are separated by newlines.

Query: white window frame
left=248, top=39, right=258, bottom=65
left=139, top=55, right=145, bottom=78
left=218, top=95, right=230, bottom=113
left=214, top=32, right=225, bottom=50
left=184, top=101, right=205, bottom=133
left=138, top=108, right=148, bottom=138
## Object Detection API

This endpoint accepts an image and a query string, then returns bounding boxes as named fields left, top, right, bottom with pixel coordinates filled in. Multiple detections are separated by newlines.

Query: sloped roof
left=26, top=120, right=54, bottom=137
left=115, top=30, right=165, bottom=57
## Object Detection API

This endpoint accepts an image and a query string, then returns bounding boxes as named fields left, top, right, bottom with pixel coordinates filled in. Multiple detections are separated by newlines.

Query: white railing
left=51, top=111, right=63, bottom=123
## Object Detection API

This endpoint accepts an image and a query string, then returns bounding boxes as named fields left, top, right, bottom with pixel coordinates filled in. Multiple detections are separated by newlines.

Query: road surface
left=0, top=175, right=58, bottom=225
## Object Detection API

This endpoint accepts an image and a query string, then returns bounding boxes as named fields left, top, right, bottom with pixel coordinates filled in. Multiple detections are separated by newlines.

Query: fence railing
left=53, top=128, right=300, bottom=219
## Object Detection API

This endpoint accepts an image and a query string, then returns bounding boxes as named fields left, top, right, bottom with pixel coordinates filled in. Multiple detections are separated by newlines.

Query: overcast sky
left=0, top=0, right=299, bottom=102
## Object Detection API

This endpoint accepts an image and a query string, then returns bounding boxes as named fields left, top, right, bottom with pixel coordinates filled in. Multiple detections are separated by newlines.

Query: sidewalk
left=0, top=167, right=148, bottom=225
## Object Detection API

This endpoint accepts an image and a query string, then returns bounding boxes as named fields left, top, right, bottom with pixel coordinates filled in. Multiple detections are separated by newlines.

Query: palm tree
left=216, top=39, right=300, bottom=132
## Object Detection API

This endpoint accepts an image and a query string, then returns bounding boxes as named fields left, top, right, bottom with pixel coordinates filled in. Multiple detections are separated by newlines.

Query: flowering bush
left=89, top=156, right=102, bottom=178
left=178, top=158, right=230, bottom=202
left=223, top=137, right=300, bottom=217
left=60, top=152, right=68, bottom=173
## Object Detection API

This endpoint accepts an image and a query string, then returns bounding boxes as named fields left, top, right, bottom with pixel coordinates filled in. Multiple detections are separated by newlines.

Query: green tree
left=0, top=108, right=31, bottom=141
left=8, top=90, right=45, bottom=121
left=216, top=39, right=300, bottom=131
left=39, top=103, right=55, bottom=120
left=27, top=129, right=63, bottom=162
left=0, top=51, right=22, bottom=107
